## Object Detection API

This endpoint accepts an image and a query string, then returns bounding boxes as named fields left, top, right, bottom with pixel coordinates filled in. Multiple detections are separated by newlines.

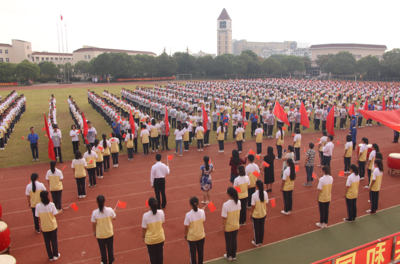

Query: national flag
left=304, top=147, right=306, bottom=153
left=262, top=161, right=270, bottom=168
left=242, top=102, right=246, bottom=129
left=252, top=171, right=260, bottom=177
left=207, top=201, right=217, bottom=213
left=312, top=172, right=317, bottom=179
left=117, top=201, right=127, bottom=209
left=338, top=171, right=345, bottom=177
left=300, top=101, right=310, bottom=128
left=282, top=127, right=287, bottom=131
left=122, top=134, right=126, bottom=139
left=70, top=202, right=78, bottom=212
left=110, top=133, right=112, bottom=137
left=337, top=141, right=340, bottom=146
left=248, top=149, right=255, bottom=155
left=42, top=127, right=46, bottom=131
left=382, top=96, right=386, bottom=111
left=43, top=114, right=56, bottom=160
left=270, top=198, right=276, bottom=208
left=129, top=110, right=135, bottom=137
left=364, top=98, right=368, bottom=110
left=273, top=101, right=290, bottom=126
left=167, top=155, right=173, bottom=160
left=255, top=155, right=260, bottom=160
left=292, top=133, right=295, bottom=136
left=21, top=136, right=25, bottom=139
left=62, top=165, right=66, bottom=171
left=208, top=158, right=212, bottom=164
left=165, top=106, right=170, bottom=136
left=326, top=105, right=335, bottom=136
left=348, top=103, right=355, bottom=117
left=295, top=165, right=299, bottom=172
left=234, top=186, right=241, bottom=193
left=89, top=159, right=93, bottom=164
left=60, top=14, right=63, bottom=20
left=81, top=111, right=89, bottom=144
left=145, top=199, right=149, bottom=207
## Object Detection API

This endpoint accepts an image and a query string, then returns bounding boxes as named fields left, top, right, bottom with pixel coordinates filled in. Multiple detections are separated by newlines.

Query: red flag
left=145, top=199, right=149, bottom=207
left=122, top=134, right=126, bottom=139
left=129, top=110, right=135, bottom=136
left=326, top=105, right=335, bottom=136
left=242, top=102, right=246, bottom=129
left=273, top=101, right=290, bottom=126
left=208, top=159, right=211, bottom=164
left=167, top=155, right=173, bottom=160
left=364, top=98, right=368, bottom=110
left=234, top=186, right=241, bottom=193
left=295, top=165, right=299, bottom=172
left=81, top=111, right=89, bottom=144
left=62, top=165, right=66, bottom=171
left=304, top=147, right=306, bottom=153
left=165, top=106, right=170, bottom=136
left=270, top=198, right=276, bottom=208
left=255, top=155, right=260, bottom=160
left=282, top=127, right=287, bottom=131
left=70, top=202, right=78, bottom=212
left=117, top=201, right=127, bottom=209
left=262, top=161, right=270, bottom=168
left=252, top=171, right=260, bottom=177
left=43, top=114, right=56, bottom=160
left=207, top=201, right=217, bottom=213
left=248, top=149, right=255, bottom=155
left=338, top=171, right=345, bottom=177
left=337, top=141, right=340, bottom=146
left=292, top=133, right=295, bottom=136
left=300, top=101, right=310, bottom=128
left=21, top=136, right=25, bottom=139
left=60, top=14, right=63, bottom=20
left=312, top=172, right=317, bottom=179
left=382, top=97, right=386, bottom=111
left=202, top=105, right=208, bottom=132
left=41, top=127, right=46, bottom=131
left=348, top=103, right=355, bottom=117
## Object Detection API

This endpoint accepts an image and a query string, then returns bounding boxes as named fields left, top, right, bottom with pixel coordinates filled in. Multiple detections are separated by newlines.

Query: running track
left=1, top=125, right=399, bottom=264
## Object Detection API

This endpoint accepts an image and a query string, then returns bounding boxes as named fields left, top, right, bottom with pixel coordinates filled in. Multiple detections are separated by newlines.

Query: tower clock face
left=220, top=21, right=226, bottom=28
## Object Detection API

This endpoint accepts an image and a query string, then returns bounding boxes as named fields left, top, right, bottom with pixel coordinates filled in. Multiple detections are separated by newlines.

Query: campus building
left=233, top=40, right=297, bottom=56
left=217, top=8, right=233, bottom=55
left=310, top=43, right=387, bottom=62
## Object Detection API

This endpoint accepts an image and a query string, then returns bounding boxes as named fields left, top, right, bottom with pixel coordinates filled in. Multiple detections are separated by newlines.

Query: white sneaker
left=201, top=149, right=203, bottom=151
left=116, top=164, right=118, bottom=167
left=316, top=223, right=323, bottom=228
left=32, top=159, right=36, bottom=162
left=251, top=240, right=259, bottom=247
left=317, top=164, right=321, bottom=167
left=238, top=151, right=242, bottom=153
left=281, top=210, right=290, bottom=215
left=53, top=253, right=60, bottom=261
left=243, top=140, right=245, bottom=142
left=198, top=149, right=200, bottom=152
left=223, top=254, right=232, bottom=261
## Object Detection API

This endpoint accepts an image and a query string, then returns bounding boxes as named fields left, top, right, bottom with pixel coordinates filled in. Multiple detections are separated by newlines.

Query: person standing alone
left=27, top=127, right=39, bottom=161
left=150, top=154, right=170, bottom=209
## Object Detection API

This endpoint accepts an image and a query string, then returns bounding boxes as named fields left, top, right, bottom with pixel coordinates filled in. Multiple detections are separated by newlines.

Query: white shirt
left=254, top=128, right=263, bottom=136
left=345, top=142, right=353, bottom=150
left=294, top=134, right=301, bottom=142
left=346, top=173, right=360, bottom=186
left=359, top=143, right=368, bottom=155
left=174, top=129, right=184, bottom=140
left=83, top=151, right=98, bottom=160
left=369, top=150, right=376, bottom=161
left=317, top=175, right=333, bottom=190
left=276, top=130, right=284, bottom=139
left=70, top=130, right=79, bottom=142
left=323, top=142, right=334, bottom=157
left=150, top=161, right=170, bottom=186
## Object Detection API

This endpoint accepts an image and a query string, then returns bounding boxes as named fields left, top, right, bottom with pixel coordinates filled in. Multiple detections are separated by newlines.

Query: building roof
left=73, top=47, right=156, bottom=56
left=0, top=43, right=12, bottom=47
left=31, top=52, right=73, bottom=56
left=217, top=8, right=231, bottom=20
left=310, top=43, right=387, bottom=50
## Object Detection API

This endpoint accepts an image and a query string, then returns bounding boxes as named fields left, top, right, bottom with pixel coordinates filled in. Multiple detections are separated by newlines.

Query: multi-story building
left=217, top=8, right=232, bottom=55
left=259, top=47, right=311, bottom=59
left=0, top=39, right=32, bottom=63
left=233, top=40, right=297, bottom=56
left=310, top=43, right=387, bottom=62
left=191, top=50, right=216, bottom=58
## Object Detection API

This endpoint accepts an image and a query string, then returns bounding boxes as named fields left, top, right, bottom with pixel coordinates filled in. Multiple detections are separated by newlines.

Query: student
left=349, top=115, right=357, bottom=150
left=149, top=119, right=159, bottom=153
left=316, top=166, right=333, bottom=228
left=200, top=156, right=214, bottom=204
left=92, top=139, right=105, bottom=179
left=235, top=123, right=245, bottom=153
left=142, top=197, right=165, bottom=264
left=281, top=158, right=296, bottom=215
left=262, top=146, right=275, bottom=192
left=140, top=124, right=150, bottom=156
left=45, top=161, right=63, bottom=211
left=322, top=135, right=334, bottom=168
left=281, top=145, right=294, bottom=178
left=254, top=123, right=263, bottom=155
left=184, top=196, right=206, bottom=264
left=344, top=135, right=353, bottom=174
left=195, top=121, right=204, bottom=151
left=229, top=150, right=248, bottom=183
left=174, top=123, right=184, bottom=156
left=25, top=173, right=46, bottom=233
left=275, top=125, right=284, bottom=159
left=182, top=123, right=190, bottom=151
left=125, top=128, right=134, bottom=161
left=216, top=121, right=225, bottom=153
left=91, top=195, right=116, bottom=264
left=367, top=159, right=383, bottom=214
left=84, top=144, right=98, bottom=187
left=366, top=143, right=378, bottom=186
left=344, top=164, right=360, bottom=222
left=205, top=111, right=211, bottom=146
left=318, top=131, right=328, bottom=167
left=36, top=191, right=62, bottom=261
left=27, top=127, right=39, bottom=161
left=51, top=124, right=63, bottom=163
left=304, top=143, right=316, bottom=187
left=245, top=155, right=260, bottom=209
left=357, top=137, right=369, bottom=180
left=100, top=134, right=111, bottom=172
left=222, top=187, right=241, bottom=261
left=150, top=154, right=170, bottom=209
left=293, top=128, right=301, bottom=163
left=87, top=121, right=98, bottom=147
left=70, top=124, right=80, bottom=155
left=71, top=150, right=87, bottom=198
left=250, top=180, right=268, bottom=247
left=233, top=166, right=250, bottom=226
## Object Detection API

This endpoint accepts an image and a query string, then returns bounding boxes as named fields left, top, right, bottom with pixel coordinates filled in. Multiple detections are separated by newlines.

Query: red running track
left=1, top=125, right=399, bottom=264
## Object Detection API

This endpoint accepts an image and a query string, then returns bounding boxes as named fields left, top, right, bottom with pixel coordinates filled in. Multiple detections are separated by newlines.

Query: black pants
left=51, top=190, right=62, bottom=210
left=268, top=124, right=273, bottom=136
left=232, top=126, right=237, bottom=139
left=236, top=140, right=243, bottom=152
left=88, top=168, right=96, bottom=186
left=358, top=161, right=365, bottom=178
left=252, top=216, right=266, bottom=245
left=204, top=131, right=210, bottom=145
left=43, top=229, right=58, bottom=260
left=370, top=191, right=379, bottom=212
left=162, top=135, right=169, bottom=150
left=367, top=169, right=372, bottom=184
left=154, top=178, right=166, bottom=209
left=188, top=238, right=205, bottom=264
left=151, top=137, right=158, bottom=151
left=322, top=121, right=326, bottom=131
left=358, top=117, right=363, bottom=127
left=97, top=236, right=114, bottom=264
left=146, top=242, right=164, bottom=264
left=72, top=141, right=79, bottom=155
left=184, top=141, right=189, bottom=150
left=143, top=143, right=149, bottom=155
left=53, top=147, right=62, bottom=162
left=127, top=148, right=134, bottom=159
left=239, top=197, right=247, bottom=224
left=103, top=156, right=110, bottom=171
left=30, top=143, right=39, bottom=159
left=213, top=121, right=217, bottom=131
left=318, top=201, right=330, bottom=224
left=96, top=161, right=103, bottom=176
left=224, top=230, right=238, bottom=259
left=314, top=119, right=320, bottom=130
left=283, top=190, right=293, bottom=212
left=76, top=177, right=86, bottom=196
left=346, top=198, right=357, bottom=221
left=323, top=156, right=331, bottom=168
left=116, top=134, right=123, bottom=150
left=197, top=139, right=204, bottom=149
left=340, top=118, right=346, bottom=129
left=256, top=143, right=262, bottom=154
left=263, top=123, right=268, bottom=135
left=112, top=153, right=119, bottom=164
left=218, top=140, right=224, bottom=151
left=247, top=187, right=255, bottom=207
left=31, top=207, right=40, bottom=231
left=134, top=138, right=138, bottom=153
left=251, top=122, right=257, bottom=137
left=344, top=157, right=351, bottom=172
left=294, top=147, right=300, bottom=161
left=277, top=145, right=282, bottom=159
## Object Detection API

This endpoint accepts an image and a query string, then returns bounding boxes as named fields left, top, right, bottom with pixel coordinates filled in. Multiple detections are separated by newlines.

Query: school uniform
left=282, top=167, right=294, bottom=213
left=317, top=175, right=333, bottom=224
left=318, top=136, right=327, bottom=165
left=246, top=163, right=260, bottom=207
left=235, top=127, right=245, bottom=152
left=83, top=151, right=98, bottom=186
left=92, top=145, right=104, bottom=177
left=367, top=150, right=376, bottom=183
left=222, top=199, right=241, bottom=259
left=87, top=127, right=97, bottom=147
left=71, top=158, right=87, bottom=196
left=251, top=190, right=268, bottom=245
left=195, top=126, right=204, bottom=150
left=25, top=181, right=46, bottom=232
left=99, top=140, right=111, bottom=171
left=322, top=141, right=334, bottom=167
left=151, top=161, right=170, bottom=209
left=217, top=126, right=225, bottom=151
left=91, top=207, right=116, bottom=264
left=51, top=130, right=63, bottom=163
left=358, top=143, right=368, bottom=179
left=142, top=210, right=165, bottom=264
left=184, top=209, right=206, bottom=264
left=276, top=130, right=284, bottom=159
left=369, top=168, right=383, bottom=213
left=140, top=129, right=150, bottom=155
left=148, top=125, right=159, bottom=152
left=345, top=173, right=360, bottom=221
left=233, top=176, right=250, bottom=225
left=125, top=133, right=135, bottom=160
left=70, top=129, right=80, bottom=155
left=293, top=134, right=301, bottom=162
left=344, top=142, right=353, bottom=172
left=45, top=169, right=63, bottom=210
left=35, top=202, right=59, bottom=260
left=110, top=137, right=120, bottom=165
left=254, top=128, right=263, bottom=154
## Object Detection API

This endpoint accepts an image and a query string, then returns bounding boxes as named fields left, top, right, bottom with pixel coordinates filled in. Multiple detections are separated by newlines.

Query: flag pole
left=56, top=20, right=61, bottom=77
left=65, top=21, right=70, bottom=83
left=60, top=14, right=66, bottom=83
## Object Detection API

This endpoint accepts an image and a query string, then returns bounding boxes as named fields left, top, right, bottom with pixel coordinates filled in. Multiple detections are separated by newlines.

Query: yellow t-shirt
left=142, top=210, right=165, bottom=245
left=35, top=202, right=58, bottom=232
left=91, top=207, right=116, bottom=239
left=222, top=199, right=241, bottom=232
left=72, top=158, right=87, bottom=178
left=45, top=169, right=63, bottom=192
left=251, top=190, right=268, bottom=219
left=184, top=209, right=205, bottom=241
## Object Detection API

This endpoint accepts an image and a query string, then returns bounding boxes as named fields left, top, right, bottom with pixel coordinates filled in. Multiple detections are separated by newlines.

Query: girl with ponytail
left=91, top=195, right=116, bottom=264
left=222, top=187, right=241, bottom=261
left=281, top=158, right=296, bottom=215
left=200, top=156, right=214, bottom=204
left=45, top=161, right=64, bottom=211
left=250, top=180, right=268, bottom=247
left=217, top=121, right=225, bottom=153
left=125, top=128, right=134, bottom=161
left=233, top=165, right=250, bottom=226
left=99, top=134, right=111, bottom=172
left=184, top=196, right=206, bottom=264
left=110, top=132, right=120, bottom=167
left=83, top=144, right=98, bottom=188
left=142, top=197, right=166, bottom=264
left=92, top=139, right=104, bottom=179
left=276, top=125, right=284, bottom=159
left=25, top=172, right=46, bottom=233
left=368, top=159, right=384, bottom=214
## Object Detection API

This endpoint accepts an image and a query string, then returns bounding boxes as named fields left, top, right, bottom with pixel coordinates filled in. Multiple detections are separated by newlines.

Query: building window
left=357, top=55, right=361, bottom=58
left=0, top=49, right=2, bottom=53
left=225, top=46, right=227, bottom=50
left=5, top=50, right=8, bottom=54
left=88, top=55, right=90, bottom=59
left=225, top=36, right=227, bottom=39
left=219, top=41, right=220, bottom=45
left=41, top=57, right=44, bottom=61
left=55, top=58, right=58, bottom=60
left=51, top=57, right=53, bottom=60
left=219, top=46, right=221, bottom=50
left=46, top=57, right=49, bottom=61
left=32, top=58, right=34, bottom=62
left=0, top=58, right=3, bottom=62
left=84, top=55, right=87, bottom=59
left=68, top=58, right=71, bottom=60
left=225, top=41, right=227, bottom=44
left=6, top=58, right=9, bottom=62
left=219, top=36, right=220, bottom=40
left=27, top=46, right=29, bottom=50
left=28, top=54, right=30, bottom=58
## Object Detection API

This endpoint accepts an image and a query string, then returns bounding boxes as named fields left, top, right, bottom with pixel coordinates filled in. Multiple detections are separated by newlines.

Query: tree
left=269, top=54, right=287, bottom=62
left=134, top=54, right=157, bottom=77
left=16, top=60, right=40, bottom=81
left=39, top=61, right=59, bottom=80
left=316, top=54, right=334, bottom=69
left=356, top=55, right=380, bottom=77
left=261, top=57, right=282, bottom=76
left=173, top=52, right=197, bottom=74
left=301, top=56, right=311, bottom=71
left=156, top=53, right=178, bottom=76
left=231, top=59, right=247, bottom=75
left=381, top=49, right=400, bottom=77
left=241, top=50, right=258, bottom=62
left=281, top=55, right=305, bottom=74
left=109, top=52, right=142, bottom=78
left=196, top=55, right=215, bottom=75
left=60, top=62, right=74, bottom=79
left=89, top=53, right=112, bottom=77
left=214, top=53, right=235, bottom=75
left=322, top=51, right=356, bottom=75
left=74, top=60, right=89, bottom=75
left=0, top=62, right=16, bottom=82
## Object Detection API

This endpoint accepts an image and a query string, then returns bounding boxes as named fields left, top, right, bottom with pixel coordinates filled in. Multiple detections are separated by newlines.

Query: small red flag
left=244, top=122, right=248, bottom=126
left=338, top=171, right=345, bottom=177
left=207, top=201, right=217, bottom=213
left=225, top=123, right=228, bottom=126
left=317, top=138, right=321, bottom=141
left=337, top=141, right=340, bottom=146
left=42, top=127, right=46, bottom=131
left=255, top=155, right=260, bottom=160
left=292, top=133, right=295, bottom=136
left=117, top=201, right=127, bottom=209
left=110, top=133, right=112, bottom=137
left=270, top=198, right=276, bottom=208
left=304, top=147, right=306, bottom=153
left=262, top=161, right=270, bottom=168
left=252, top=171, right=260, bottom=177
left=208, top=159, right=211, bottom=164
left=282, top=127, right=287, bottom=131
left=89, top=160, right=93, bottom=164
left=70, top=202, right=78, bottom=212
left=21, top=136, right=25, bottom=139
left=315, top=142, right=319, bottom=146
left=217, top=113, right=220, bottom=116
left=295, top=165, right=299, bottom=172
left=145, top=200, right=149, bottom=207
left=167, top=155, right=173, bottom=160
left=312, top=172, right=317, bottom=179
left=44, top=134, right=48, bottom=137
left=62, top=165, right=66, bottom=171
left=248, top=149, right=255, bottom=155
left=234, top=186, right=241, bottom=193
left=122, top=134, right=126, bottom=139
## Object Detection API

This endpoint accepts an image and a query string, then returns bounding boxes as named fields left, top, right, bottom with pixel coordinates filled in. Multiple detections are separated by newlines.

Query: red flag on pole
left=129, top=110, right=135, bottom=135
left=252, top=171, right=260, bottom=177
left=364, top=98, right=369, bottom=110
left=165, top=106, right=170, bottom=136
left=348, top=103, right=355, bottom=117
left=167, top=155, right=173, bottom=160
left=70, top=202, right=78, bottom=212
left=43, top=113, right=56, bottom=160
left=270, top=198, right=276, bottom=208
left=326, top=105, right=335, bottom=136
left=300, top=101, right=309, bottom=128
left=117, top=201, right=127, bottom=209
left=273, top=101, right=290, bottom=126
left=295, top=165, right=299, bottom=172
left=242, top=101, right=246, bottom=129
left=202, top=105, right=208, bottom=132
left=81, top=110, right=89, bottom=144
left=312, top=172, right=317, bottom=179
left=234, top=186, right=241, bottom=193
left=206, top=201, right=217, bottom=213
left=262, top=161, right=270, bottom=168
left=248, top=149, right=255, bottom=155
left=60, top=14, right=63, bottom=20
left=382, top=97, right=386, bottom=111
left=338, top=171, right=345, bottom=177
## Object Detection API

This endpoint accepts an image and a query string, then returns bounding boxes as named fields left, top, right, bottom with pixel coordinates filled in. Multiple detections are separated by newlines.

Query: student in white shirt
left=344, top=164, right=360, bottom=222
left=70, top=124, right=80, bottom=155
left=367, top=159, right=384, bottom=214
left=83, top=144, right=98, bottom=187
left=217, top=121, right=225, bottom=153
left=322, top=135, right=334, bottom=168
left=235, top=123, right=245, bottom=153
left=293, top=128, right=302, bottom=163
left=184, top=197, right=206, bottom=264
left=281, top=159, right=296, bottom=215
left=233, top=166, right=250, bottom=226
left=222, top=187, right=241, bottom=261
left=91, top=195, right=116, bottom=264
left=124, top=129, right=135, bottom=161
left=343, top=135, right=353, bottom=174
left=92, top=139, right=104, bottom=178
left=366, top=143, right=378, bottom=185
left=45, top=161, right=63, bottom=210
left=254, top=123, right=263, bottom=155
left=316, top=166, right=333, bottom=228
left=25, top=173, right=46, bottom=233
left=250, top=180, right=268, bottom=247
left=317, top=131, right=328, bottom=167
left=151, top=154, right=170, bottom=209
left=140, top=124, right=150, bottom=156
left=357, top=137, right=369, bottom=180
left=174, top=123, right=184, bottom=156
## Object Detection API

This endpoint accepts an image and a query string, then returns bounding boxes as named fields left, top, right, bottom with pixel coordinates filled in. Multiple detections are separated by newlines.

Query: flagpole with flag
left=273, top=101, right=290, bottom=126
left=242, top=101, right=246, bottom=129
left=65, top=21, right=70, bottom=83
left=44, top=113, right=56, bottom=160
left=60, top=14, right=66, bottom=82
left=129, top=109, right=135, bottom=136
left=165, top=106, right=170, bottom=137
left=326, top=105, right=335, bottom=136
left=81, top=110, right=89, bottom=144
left=299, top=101, right=309, bottom=128
left=202, top=104, right=208, bottom=133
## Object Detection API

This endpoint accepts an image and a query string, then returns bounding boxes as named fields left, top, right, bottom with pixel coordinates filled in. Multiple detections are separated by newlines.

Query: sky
left=0, top=0, right=398, bottom=56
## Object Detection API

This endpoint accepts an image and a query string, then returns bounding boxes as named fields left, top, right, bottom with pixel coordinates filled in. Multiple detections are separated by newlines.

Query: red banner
left=0, top=82, right=17, bottom=86
left=116, top=76, right=175, bottom=82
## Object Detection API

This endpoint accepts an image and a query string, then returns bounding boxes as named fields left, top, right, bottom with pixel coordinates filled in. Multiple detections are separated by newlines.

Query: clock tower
left=217, top=8, right=232, bottom=55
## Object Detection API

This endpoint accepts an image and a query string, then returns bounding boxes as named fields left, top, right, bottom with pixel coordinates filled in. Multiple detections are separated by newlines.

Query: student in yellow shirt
left=254, top=123, right=263, bottom=155
left=93, top=139, right=104, bottom=178
left=281, top=158, right=296, bottom=215
left=344, top=164, right=360, bottom=222
left=124, top=129, right=134, bottom=161
left=216, top=122, right=225, bottom=153
left=233, top=166, right=250, bottom=226
left=140, top=125, right=150, bottom=156
left=316, top=166, right=333, bottom=228
left=25, top=173, right=46, bottom=233
left=276, top=126, right=284, bottom=159
left=222, top=187, right=241, bottom=261
left=343, top=135, right=353, bottom=174
left=235, top=123, right=245, bottom=153
left=293, top=128, right=302, bottom=163
left=91, top=195, right=116, bottom=264
left=250, top=180, right=268, bottom=247
left=357, top=137, right=369, bottom=180
left=184, top=196, right=206, bottom=264
left=100, top=134, right=111, bottom=172
left=195, top=122, right=204, bottom=151
left=45, top=161, right=63, bottom=211
left=71, top=150, right=87, bottom=198
left=367, top=159, right=383, bottom=214
left=183, top=123, right=190, bottom=151
left=83, top=144, right=98, bottom=187
left=35, top=190, right=63, bottom=261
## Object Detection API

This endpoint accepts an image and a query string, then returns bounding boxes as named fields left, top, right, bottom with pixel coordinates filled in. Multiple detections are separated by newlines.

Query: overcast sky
left=1, top=0, right=397, bottom=56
